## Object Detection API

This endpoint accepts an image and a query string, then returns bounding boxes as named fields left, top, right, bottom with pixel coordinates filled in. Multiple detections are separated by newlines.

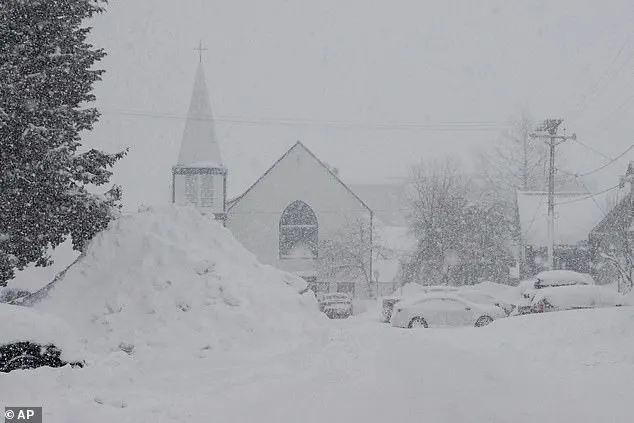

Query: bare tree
left=317, top=217, right=386, bottom=298
left=478, top=110, right=547, bottom=205
left=600, top=246, right=634, bottom=294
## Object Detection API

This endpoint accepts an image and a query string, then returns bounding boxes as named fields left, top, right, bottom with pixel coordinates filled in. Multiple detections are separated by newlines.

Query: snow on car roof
left=399, top=292, right=472, bottom=307
left=456, top=290, right=499, bottom=304
left=0, top=304, right=83, bottom=363
left=535, top=270, right=595, bottom=286
left=532, top=285, right=630, bottom=309
left=397, top=292, right=504, bottom=315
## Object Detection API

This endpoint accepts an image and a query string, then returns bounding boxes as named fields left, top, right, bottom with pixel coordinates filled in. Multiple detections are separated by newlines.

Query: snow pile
left=0, top=304, right=84, bottom=363
left=35, top=205, right=325, bottom=355
left=532, top=285, right=630, bottom=309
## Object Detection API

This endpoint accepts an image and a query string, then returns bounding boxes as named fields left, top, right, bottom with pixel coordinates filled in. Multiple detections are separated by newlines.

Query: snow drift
left=0, top=304, right=84, bottom=363
left=35, top=205, right=325, bottom=355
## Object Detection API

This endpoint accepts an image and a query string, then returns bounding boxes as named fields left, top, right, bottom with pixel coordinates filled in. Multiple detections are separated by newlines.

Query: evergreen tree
left=0, top=0, right=126, bottom=286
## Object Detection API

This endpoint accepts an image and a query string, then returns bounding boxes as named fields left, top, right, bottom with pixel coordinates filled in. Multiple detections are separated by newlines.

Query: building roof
left=227, top=141, right=371, bottom=213
left=176, top=63, right=223, bottom=167
left=348, top=183, right=409, bottom=226
left=590, top=193, right=632, bottom=237
left=516, top=191, right=605, bottom=247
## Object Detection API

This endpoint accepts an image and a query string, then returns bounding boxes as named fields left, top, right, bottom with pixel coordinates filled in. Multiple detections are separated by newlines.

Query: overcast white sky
left=83, top=0, right=634, bottom=209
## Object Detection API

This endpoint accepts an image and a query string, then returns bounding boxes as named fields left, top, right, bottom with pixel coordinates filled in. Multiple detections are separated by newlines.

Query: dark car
left=0, top=304, right=84, bottom=373
left=320, top=293, right=353, bottom=319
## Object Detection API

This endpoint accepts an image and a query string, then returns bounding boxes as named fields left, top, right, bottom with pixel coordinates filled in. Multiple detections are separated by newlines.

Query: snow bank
left=35, top=205, right=325, bottom=355
left=0, top=304, right=84, bottom=363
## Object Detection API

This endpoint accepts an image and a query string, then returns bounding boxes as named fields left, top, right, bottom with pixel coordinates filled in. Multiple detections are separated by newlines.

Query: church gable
left=228, top=142, right=370, bottom=215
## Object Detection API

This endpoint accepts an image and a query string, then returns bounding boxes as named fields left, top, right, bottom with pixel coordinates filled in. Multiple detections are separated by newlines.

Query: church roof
left=227, top=141, right=371, bottom=213
left=176, top=62, right=223, bottom=167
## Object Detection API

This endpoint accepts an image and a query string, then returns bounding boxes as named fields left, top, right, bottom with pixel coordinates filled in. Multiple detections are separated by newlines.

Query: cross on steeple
left=194, top=40, right=208, bottom=63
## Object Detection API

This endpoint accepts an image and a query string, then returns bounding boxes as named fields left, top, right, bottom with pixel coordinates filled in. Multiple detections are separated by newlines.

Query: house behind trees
left=516, top=190, right=604, bottom=278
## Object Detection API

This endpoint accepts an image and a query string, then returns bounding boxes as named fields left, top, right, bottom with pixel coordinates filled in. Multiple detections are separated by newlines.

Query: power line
left=572, top=139, right=613, bottom=161
left=574, top=176, right=607, bottom=216
left=554, top=166, right=607, bottom=215
left=227, top=208, right=416, bottom=215
left=100, top=108, right=512, bottom=131
left=561, top=144, right=634, bottom=178
left=554, top=184, right=620, bottom=205
left=568, top=33, right=634, bottom=121
left=597, top=93, right=634, bottom=131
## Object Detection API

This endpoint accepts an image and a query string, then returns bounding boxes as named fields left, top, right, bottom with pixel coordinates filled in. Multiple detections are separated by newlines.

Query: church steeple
left=177, top=62, right=223, bottom=166
left=172, top=56, right=227, bottom=224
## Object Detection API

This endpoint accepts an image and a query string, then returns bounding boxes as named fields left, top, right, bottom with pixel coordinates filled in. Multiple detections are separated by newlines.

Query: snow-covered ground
left=2, top=306, right=634, bottom=422
left=2, top=206, right=633, bottom=422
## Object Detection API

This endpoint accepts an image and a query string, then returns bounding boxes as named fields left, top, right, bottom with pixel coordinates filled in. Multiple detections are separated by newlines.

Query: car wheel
left=3, top=355, right=43, bottom=372
left=408, top=317, right=428, bottom=329
left=475, top=315, right=494, bottom=327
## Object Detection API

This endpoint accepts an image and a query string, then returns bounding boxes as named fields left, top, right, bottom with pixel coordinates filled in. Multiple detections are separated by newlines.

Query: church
left=172, top=62, right=374, bottom=298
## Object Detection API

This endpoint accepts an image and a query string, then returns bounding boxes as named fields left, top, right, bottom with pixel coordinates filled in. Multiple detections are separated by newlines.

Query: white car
left=530, top=285, right=630, bottom=313
left=390, top=294, right=507, bottom=329
left=454, top=290, right=515, bottom=316
left=519, top=270, right=595, bottom=299
left=381, top=286, right=459, bottom=322
left=0, top=303, right=85, bottom=373
left=516, top=270, right=596, bottom=314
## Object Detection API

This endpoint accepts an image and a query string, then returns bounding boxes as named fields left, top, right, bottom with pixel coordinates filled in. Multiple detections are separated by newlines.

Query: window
left=200, top=174, right=214, bottom=208
left=183, top=174, right=214, bottom=208
left=337, top=282, right=355, bottom=296
left=185, top=175, right=198, bottom=205
left=279, top=201, right=318, bottom=259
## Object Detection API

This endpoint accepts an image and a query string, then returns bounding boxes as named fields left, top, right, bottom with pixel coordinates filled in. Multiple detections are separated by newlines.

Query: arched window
left=279, top=201, right=318, bottom=259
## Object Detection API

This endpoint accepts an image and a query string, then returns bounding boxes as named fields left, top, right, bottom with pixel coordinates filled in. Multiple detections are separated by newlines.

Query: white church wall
left=226, top=144, right=372, bottom=296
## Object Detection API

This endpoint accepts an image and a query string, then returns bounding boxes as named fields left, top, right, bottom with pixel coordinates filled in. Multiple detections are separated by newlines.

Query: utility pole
left=529, top=119, right=577, bottom=270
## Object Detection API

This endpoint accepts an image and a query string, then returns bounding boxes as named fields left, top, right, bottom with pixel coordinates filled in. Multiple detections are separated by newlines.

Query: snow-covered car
left=390, top=294, right=507, bottom=329
left=454, top=290, right=515, bottom=316
left=0, top=303, right=84, bottom=373
left=381, top=286, right=459, bottom=323
left=528, top=285, right=630, bottom=314
left=514, top=270, right=597, bottom=314
left=320, top=293, right=353, bottom=318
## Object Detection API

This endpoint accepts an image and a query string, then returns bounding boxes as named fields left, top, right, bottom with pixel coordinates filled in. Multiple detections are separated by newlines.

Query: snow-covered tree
left=403, top=158, right=513, bottom=286
left=592, top=195, right=634, bottom=293
left=0, top=0, right=126, bottom=285
left=316, top=217, right=386, bottom=298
